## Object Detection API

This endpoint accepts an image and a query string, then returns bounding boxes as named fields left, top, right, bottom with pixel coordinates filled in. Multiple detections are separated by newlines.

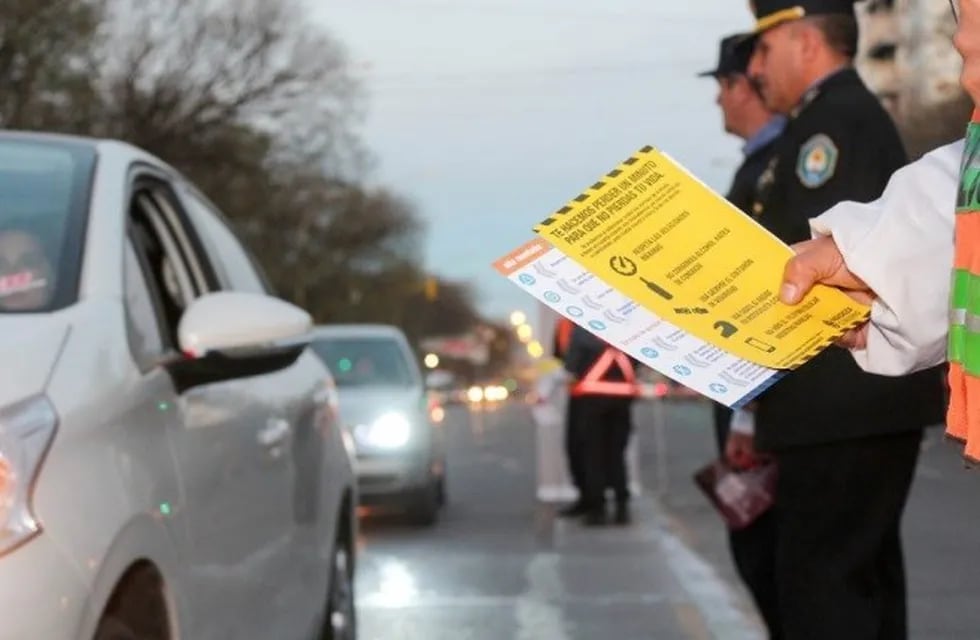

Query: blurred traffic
left=311, top=325, right=447, bottom=525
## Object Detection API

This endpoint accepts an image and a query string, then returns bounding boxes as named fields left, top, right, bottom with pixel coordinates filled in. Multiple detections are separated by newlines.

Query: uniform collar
left=743, top=116, right=787, bottom=157
left=790, top=65, right=854, bottom=119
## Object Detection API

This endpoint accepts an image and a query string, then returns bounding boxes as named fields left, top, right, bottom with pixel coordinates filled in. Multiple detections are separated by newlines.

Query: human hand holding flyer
left=494, top=146, right=869, bottom=408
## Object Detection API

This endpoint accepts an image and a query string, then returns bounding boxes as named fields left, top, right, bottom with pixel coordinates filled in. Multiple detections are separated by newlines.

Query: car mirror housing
left=166, top=292, right=313, bottom=393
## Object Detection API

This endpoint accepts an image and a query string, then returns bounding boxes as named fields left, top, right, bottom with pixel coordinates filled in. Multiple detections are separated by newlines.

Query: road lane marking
left=515, top=553, right=571, bottom=640
left=651, top=505, right=763, bottom=640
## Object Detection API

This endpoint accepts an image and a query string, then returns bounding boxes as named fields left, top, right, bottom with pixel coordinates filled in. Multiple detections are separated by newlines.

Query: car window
left=312, top=337, right=417, bottom=389
left=127, top=177, right=216, bottom=347
left=0, top=137, right=95, bottom=313
left=179, top=187, right=269, bottom=295
left=123, top=241, right=166, bottom=368
left=148, top=189, right=213, bottom=297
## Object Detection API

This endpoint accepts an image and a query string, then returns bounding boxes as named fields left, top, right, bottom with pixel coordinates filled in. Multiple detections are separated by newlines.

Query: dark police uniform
left=562, top=325, right=636, bottom=525
left=748, top=1, right=947, bottom=638
left=698, top=34, right=785, bottom=451
left=553, top=317, right=588, bottom=513
left=700, top=33, right=783, bottom=639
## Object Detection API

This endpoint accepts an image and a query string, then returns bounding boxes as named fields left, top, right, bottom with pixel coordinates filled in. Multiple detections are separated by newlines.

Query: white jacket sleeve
left=809, top=140, right=964, bottom=376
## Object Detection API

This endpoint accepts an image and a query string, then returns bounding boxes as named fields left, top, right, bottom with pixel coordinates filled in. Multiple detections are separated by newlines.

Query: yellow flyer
left=533, top=146, right=868, bottom=370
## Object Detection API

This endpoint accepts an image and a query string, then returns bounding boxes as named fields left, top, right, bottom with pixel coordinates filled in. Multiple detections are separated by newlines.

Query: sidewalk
left=543, top=497, right=765, bottom=640
left=635, top=397, right=980, bottom=639
left=634, top=399, right=755, bottom=608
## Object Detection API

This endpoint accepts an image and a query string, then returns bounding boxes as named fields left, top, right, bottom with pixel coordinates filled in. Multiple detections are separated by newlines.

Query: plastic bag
left=693, top=459, right=778, bottom=530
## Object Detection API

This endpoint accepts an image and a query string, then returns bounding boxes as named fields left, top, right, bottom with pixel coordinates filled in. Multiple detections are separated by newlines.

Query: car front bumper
left=355, top=451, right=434, bottom=502
left=0, top=533, right=90, bottom=639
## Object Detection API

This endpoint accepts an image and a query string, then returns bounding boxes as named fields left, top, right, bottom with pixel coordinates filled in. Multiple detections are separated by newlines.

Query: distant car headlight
left=467, top=386, right=484, bottom=403
left=484, top=386, right=509, bottom=402
left=0, top=396, right=57, bottom=555
left=354, top=412, right=412, bottom=450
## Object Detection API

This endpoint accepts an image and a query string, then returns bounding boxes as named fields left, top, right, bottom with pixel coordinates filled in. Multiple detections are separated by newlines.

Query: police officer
left=553, top=317, right=589, bottom=517
left=733, top=2, right=947, bottom=638
left=699, top=32, right=784, bottom=639
left=562, top=324, right=637, bottom=525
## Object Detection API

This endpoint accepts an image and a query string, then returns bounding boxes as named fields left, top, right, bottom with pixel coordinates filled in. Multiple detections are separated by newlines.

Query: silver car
left=0, top=132, right=357, bottom=640
left=311, top=325, right=446, bottom=525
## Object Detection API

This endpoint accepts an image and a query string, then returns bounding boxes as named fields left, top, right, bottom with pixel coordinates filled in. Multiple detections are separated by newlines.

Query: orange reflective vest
left=570, top=347, right=639, bottom=397
left=554, top=318, right=574, bottom=359
left=947, top=109, right=980, bottom=460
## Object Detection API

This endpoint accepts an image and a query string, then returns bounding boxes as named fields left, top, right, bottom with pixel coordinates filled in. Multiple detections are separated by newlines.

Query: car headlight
left=0, top=396, right=57, bottom=555
left=354, top=412, right=412, bottom=450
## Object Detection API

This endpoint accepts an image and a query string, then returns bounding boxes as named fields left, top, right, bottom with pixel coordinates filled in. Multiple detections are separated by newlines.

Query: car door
left=177, top=183, right=334, bottom=639
left=126, top=171, right=297, bottom=638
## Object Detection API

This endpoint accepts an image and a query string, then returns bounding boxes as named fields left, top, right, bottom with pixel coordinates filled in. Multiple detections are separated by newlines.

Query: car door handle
left=257, top=418, right=291, bottom=448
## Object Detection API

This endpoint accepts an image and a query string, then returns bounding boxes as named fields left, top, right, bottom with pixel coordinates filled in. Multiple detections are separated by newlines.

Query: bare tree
left=257, top=177, right=427, bottom=321
left=94, top=0, right=363, bottom=173
left=0, top=0, right=487, bottom=343
left=0, top=0, right=103, bottom=130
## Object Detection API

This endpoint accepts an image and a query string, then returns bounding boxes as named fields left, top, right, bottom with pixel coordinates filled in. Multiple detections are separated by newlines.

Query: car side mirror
left=178, top=291, right=311, bottom=356
left=166, top=292, right=313, bottom=392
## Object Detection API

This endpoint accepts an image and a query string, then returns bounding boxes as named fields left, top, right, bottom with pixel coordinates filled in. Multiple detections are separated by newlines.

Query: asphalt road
left=355, top=402, right=761, bottom=640
left=354, top=398, right=980, bottom=639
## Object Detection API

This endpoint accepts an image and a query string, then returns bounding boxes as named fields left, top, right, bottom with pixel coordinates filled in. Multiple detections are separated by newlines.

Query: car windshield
left=312, top=336, right=417, bottom=388
left=0, top=137, right=95, bottom=313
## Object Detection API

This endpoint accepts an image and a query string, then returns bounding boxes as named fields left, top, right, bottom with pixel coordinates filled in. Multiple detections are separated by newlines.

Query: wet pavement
left=354, top=402, right=760, bottom=640
left=355, top=398, right=980, bottom=639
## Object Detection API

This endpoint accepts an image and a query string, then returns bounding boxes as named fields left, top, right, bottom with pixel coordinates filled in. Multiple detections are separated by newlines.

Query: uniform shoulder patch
left=796, top=134, right=838, bottom=189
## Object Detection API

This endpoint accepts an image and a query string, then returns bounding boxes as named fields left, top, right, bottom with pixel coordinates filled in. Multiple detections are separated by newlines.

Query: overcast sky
left=310, top=1, right=756, bottom=329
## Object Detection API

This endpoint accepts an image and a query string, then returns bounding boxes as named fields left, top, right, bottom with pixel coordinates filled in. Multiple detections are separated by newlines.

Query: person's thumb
left=780, top=239, right=835, bottom=305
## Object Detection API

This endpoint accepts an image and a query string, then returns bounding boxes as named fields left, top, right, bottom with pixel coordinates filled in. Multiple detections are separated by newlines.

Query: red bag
left=693, top=459, right=778, bottom=530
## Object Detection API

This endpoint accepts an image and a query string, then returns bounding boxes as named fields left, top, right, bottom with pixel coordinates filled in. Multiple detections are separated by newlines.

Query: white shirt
left=809, top=140, right=964, bottom=376
left=729, top=408, right=756, bottom=436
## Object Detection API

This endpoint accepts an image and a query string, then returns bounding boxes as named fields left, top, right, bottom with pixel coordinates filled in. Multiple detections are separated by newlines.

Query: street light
left=424, top=353, right=440, bottom=369
left=510, top=310, right=527, bottom=327
left=527, top=340, right=544, bottom=359
left=516, top=323, right=533, bottom=343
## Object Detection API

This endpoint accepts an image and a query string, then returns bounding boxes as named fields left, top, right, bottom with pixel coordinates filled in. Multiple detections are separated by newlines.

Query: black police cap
left=697, top=33, right=754, bottom=78
left=751, top=0, right=859, bottom=33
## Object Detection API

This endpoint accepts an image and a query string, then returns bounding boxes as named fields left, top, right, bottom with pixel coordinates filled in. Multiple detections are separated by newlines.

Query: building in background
left=856, top=0, right=968, bottom=156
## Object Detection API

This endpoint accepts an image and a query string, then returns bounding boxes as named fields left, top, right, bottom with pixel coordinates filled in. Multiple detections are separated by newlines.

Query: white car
left=310, top=325, right=446, bottom=525
left=0, top=132, right=357, bottom=640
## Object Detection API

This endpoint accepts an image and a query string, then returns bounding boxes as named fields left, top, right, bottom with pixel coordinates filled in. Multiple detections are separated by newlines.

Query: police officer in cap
left=699, top=32, right=784, bottom=639
left=699, top=34, right=784, bottom=452
left=732, top=1, right=948, bottom=638
left=699, top=34, right=785, bottom=223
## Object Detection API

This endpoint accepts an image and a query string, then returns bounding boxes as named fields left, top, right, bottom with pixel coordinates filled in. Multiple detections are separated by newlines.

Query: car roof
left=0, top=130, right=101, bottom=148
left=311, top=324, right=422, bottom=378
left=312, top=324, right=410, bottom=341
left=0, top=130, right=178, bottom=175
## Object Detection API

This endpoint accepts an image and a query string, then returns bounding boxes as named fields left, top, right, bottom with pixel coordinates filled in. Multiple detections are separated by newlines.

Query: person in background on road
left=561, top=323, right=637, bottom=526
left=698, top=32, right=784, bottom=639
left=728, top=1, right=947, bottom=637
left=779, top=0, right=980, bottom=461
left=552, top=316, right=589, bottom=517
